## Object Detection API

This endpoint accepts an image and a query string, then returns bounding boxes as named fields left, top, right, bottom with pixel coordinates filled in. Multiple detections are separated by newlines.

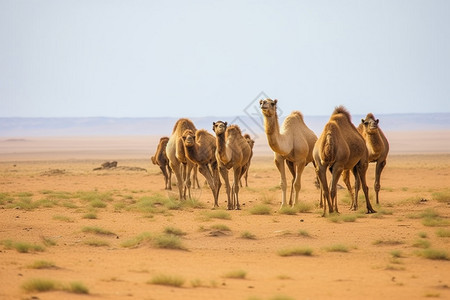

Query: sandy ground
left=0, top=133, right=449, bottom=300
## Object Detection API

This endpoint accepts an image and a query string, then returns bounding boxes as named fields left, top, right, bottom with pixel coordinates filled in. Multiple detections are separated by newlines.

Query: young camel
left=259, top=99, right=317, bottom=208
left=313, top=106, right=376, bottom=216
left=151, top=136, right=172, bottom=190
left=181, top=129, right=221, bottom=208
left=212, top=121, right=251, bottom=210
left=240, top=134, right=255, bottom=187
left=166, top=118, right=197, bottom=200
left=342, top=113, right=389, bottom=208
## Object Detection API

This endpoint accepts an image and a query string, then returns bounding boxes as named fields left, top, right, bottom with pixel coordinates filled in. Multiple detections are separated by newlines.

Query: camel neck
left=216, top=132, right=231, bottom=164
left=263, top=113, right=290, bottom=156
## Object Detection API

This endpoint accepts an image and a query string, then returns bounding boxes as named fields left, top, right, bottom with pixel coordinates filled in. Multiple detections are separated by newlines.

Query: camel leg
left=330, top=166, right=344, bottom=213
left=374, top=160, right=386, bottom=204
left=356, top=161, right=376, bottom=214
left=292, top=161, right=306, bottom=207
left=160, top=165, right=169, bottom=190
left=184, top=163, right=194, bottom=200
left=233, top=167, right=242, bottom=210
left=350, top=166, right=360, bottom=211
left=198, top=164, right=218, bottom=208
left=167, top=166, right=172, bottom=190
left=219, top=166, right=232, bottom=210
left=171, top=162, right=184, bottom=200
left=317, top=164, right=331, bottom=216
left=342, top=170, right=355, bottom=209
left=286, top=160, right=295, bottom=206
left=212, top=163, right=222, bottom=207
left=274, top=154, right=287, bottom=208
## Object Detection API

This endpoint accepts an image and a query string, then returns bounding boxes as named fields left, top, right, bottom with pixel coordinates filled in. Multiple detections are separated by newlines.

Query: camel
left=151, top=137, right=172, bottom=190
left=181, top=129, right=221, bottom=207
left=212, top=121, right=251, bottom=210
left=240, top=134, right=255, bottom=187
left=313, top=106, right=376, bottom=216
left=259, top=99, right=317, bottom=208
left=166, top=118, right=197, bottom=200
left=342, top=113, right=389, bottom=207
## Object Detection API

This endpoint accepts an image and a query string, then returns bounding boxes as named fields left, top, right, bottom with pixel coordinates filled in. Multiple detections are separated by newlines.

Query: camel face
left=213, top=121, right=227, bottom=135
left=361, top=115, right=380, bottom=134
left=182, top=129, right=195, bottom=147
left=259, top=99, right=277, bottom=117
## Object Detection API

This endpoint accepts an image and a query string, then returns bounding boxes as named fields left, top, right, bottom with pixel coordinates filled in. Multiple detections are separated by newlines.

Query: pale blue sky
left=1, top=0, right=449, bottom=118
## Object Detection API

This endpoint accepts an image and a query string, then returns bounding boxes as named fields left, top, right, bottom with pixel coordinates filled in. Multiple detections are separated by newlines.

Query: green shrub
left=148, top=274, right=185, bottom=287
left=278, top=247, right=313, bottom=257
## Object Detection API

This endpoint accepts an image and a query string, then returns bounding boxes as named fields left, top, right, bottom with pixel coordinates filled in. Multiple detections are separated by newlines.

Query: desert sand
left=0, top=132, right=449, bottom=300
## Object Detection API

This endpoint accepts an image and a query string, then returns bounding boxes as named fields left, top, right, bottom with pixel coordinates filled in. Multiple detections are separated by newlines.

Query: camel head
left=361, top=113, right=379, bottom=133
left=212, top=121, right=227, bottom=135
left=244, top=134, right=255, bottom=149
left=182, top=129, right=196, bottom=147
left=259, top=98, right=278, bottom=117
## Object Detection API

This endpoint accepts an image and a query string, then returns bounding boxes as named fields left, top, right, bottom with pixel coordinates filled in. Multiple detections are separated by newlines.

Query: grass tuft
left=240, top=231, right=256, bottom=239
left=278, top=247, right=313, bottom=257
left=412, top=239, right=431, bottom=249
left=1, top=239, right=45, bottom=253
left=163, top=226, right=187, bottom=236
left=324, top=244, right=350, bottom=253
left=121, top=232, right=152, bottom=248
left=418, top=249, right=450, bottom=261
left=65, top=281, right=89, bottom=294
left=82, top=226, right=115, bottom=236
left=27, top=260, right=57, bottom=269
left=249, top=204, right=272, bottom=215
left=223, top=269, right=247, bottom=279
left=84, top=238, right=110, bottom=247
left=148, top=274, right=185, bottom=287
left=152, top=234, right=186, bottom=250
left=22, top=278, right=57, bottom=292
left=436, top=228, right=450, bottom=237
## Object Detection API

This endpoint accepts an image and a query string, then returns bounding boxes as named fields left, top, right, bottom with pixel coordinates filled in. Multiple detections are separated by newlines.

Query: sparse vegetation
left=223, top=269, right=247, bottom=279
left=82, top=226, right=115, bottom=236
left=241, top=231, right=256, bottom=239
left=324, top=244, right=350, bottom=253
left=297, top=230, right=311, bottom=238
left=249, top=204, right=272, bottom=215
left=22, top=278, right=89, bottom=294
left=373, top=239, right=404, bottom=246
left=432, top=190, right=450, bottom=204
left=1, top=239, right=45, bottom=253
left=84, top=238, right=110, bottom=247
left=278, top=247, right=313, bottom=257
left=27, top=260, right=57, bottom=269
left=121, top=232, right=153, bottom=248
left=201, top=210, right=232, bottom=220
left=412, top=239, right=431, bottom=249
left=164, top=226, right=187, bottom=236
left=210, top=224, right=231, bottom=231
left=436, top=228, right=450, bottom=237
left=52, top=214, right=74, bottom=222
left=148, top=274, right=185, bottom=287
left=417, top=249, right=450, bottom=261
left=152, top=234, right=186, bottom=250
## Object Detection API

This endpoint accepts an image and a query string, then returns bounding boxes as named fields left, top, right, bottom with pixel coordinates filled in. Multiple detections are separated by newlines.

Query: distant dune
left=0, top=114, right=449, bottom=160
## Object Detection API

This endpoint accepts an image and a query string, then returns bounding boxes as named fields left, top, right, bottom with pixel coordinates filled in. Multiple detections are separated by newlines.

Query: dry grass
left=278, top=247, right=314, bottom=257
left=148, top=274, right=185, bottom=287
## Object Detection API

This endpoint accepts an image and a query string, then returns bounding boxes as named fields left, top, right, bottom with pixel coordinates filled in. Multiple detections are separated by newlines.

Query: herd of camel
left=151, top=98, right=389, bottom=216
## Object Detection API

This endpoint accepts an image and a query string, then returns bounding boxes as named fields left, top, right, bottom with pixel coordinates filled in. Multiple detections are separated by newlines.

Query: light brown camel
left=212, top=121, right=251, bottom=210
left=313, top=106, right=376, bottom=216
left=151, top=136, right=172, bottom=190
left=342, top=113, right=389, bottom=207
left=240, top=134, right=255, bottom=187
left=181, top=129, right=221, bottom=208
left=166, top=118, right=197, bottom=200
left=259, top=99, right=317, bottom=208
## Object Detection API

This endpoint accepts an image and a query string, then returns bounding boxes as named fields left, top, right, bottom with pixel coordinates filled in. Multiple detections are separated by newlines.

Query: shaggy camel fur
left=313, top=106, right=376, bottom=216
left=213, top=121, right=251, bottom=210
left=260, top=99, right=317, bottom=208
left=166, top=118, right=197, bottom=200
left=342, top=113, right=389, bottom=206
left=151, top=137, right=172, bottom=190
left=240, top=134, right=255, bottom=187
left=182, top=129, right=221, bottom=208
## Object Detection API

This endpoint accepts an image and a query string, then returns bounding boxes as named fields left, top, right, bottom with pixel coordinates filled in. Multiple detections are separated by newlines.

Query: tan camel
left=151, top=136, right=172, bottom=190
left=166, top=118, right=197, bottom=200
left=342, top=113, right=389, bottom=207
left=259, top=99, right=317, bottom=208
left=240, top=134, right=255, bottom=187
left=313, top=106, right=376, bottom=216
left=212, top=121, right=251, bottom=210
left=181, top=129, right=221, bottom=207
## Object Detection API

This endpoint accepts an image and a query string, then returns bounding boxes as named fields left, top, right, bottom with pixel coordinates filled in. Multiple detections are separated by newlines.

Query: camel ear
left=361, top=119, right=365, bottom=124
left=224, top=122, right=228, bottom=126
left=212, top=122, right=216, bottom=130
left=273, top=99, right=278, bottom=105
left=259, top=99, right=264, bottom=105
left=376, top=119, right=379, bottom=124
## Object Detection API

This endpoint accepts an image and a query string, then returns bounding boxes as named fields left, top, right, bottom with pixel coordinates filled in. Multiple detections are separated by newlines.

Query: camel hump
left=332, top=106, right=352, bottom=122
left=291, top=110, right=304, bottom=120
left=172, top=118, right=196, bottom=135
left=195, top=129, right=212, bottom=139
left=320, top=123, right=337, bottom=165
left=227, top=124, right=243, bottom=136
